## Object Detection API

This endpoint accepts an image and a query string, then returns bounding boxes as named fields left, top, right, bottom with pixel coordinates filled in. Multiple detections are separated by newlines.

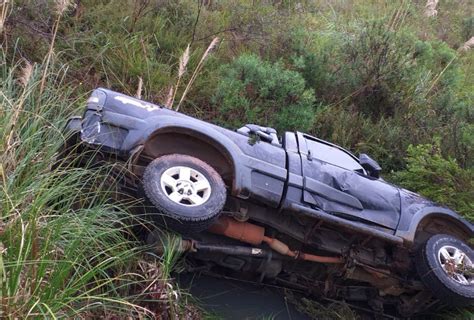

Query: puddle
left=177, top=273, right=311, bottom=319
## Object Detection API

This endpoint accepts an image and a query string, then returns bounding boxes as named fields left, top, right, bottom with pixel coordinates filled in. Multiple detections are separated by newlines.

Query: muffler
left=208, top=216, right=343, bottom=264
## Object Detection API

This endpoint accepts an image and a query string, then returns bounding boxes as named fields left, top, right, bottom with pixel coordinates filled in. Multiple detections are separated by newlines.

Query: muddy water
left=178, top=273, right=311, bottom=319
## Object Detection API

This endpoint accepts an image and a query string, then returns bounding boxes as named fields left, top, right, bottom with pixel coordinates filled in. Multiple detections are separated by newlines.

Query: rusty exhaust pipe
left=297, top=252, right=343, bottom=264
left=207, top=216, right=265, bottom=245
left=208, top=217, right=343, bottom=264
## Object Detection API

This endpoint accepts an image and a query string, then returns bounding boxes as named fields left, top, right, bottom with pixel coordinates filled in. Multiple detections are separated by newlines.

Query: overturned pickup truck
left=65, top=88, right=473, bottom=316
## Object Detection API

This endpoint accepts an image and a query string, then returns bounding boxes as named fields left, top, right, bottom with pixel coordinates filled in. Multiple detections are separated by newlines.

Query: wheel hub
left=160, top=166, right=212, bottom=207
left=437, top=245, right=474, bottom=286
left=176, top=181, right=194, bottom=194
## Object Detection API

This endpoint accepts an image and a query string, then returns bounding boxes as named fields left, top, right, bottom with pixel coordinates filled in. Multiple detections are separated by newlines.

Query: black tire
left=416, top=234, right=474, bottom=306
left=142, top=154, right=226, bottom=233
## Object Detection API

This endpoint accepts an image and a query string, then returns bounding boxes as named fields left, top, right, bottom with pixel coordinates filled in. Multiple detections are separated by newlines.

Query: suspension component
left=208, top=216, right=343, bottom=264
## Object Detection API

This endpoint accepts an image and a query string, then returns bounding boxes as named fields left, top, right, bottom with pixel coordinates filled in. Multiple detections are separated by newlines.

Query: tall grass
left=38, top=0, right=72, bottom=101
left=0, top=2, right=204, bottom=316
left=0, top=49, right=198, bottom=317
left=0, top=56, right=158, bottom=318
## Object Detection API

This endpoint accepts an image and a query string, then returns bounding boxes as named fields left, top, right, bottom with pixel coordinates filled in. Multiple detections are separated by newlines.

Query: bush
left=213, top=54, right=315, bottom=132
left=391, top=140, right=473, bottom=220
left=292, top=21, right=419, bottom=118
left=288, top=20, right=472, bottom=171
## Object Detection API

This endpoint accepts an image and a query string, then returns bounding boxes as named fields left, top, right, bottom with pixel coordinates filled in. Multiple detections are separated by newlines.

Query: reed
left=0, top=0, right=10, bottom=34
left=424, top=0, right=439, bottom=17
left=460, top=37, right=474, bottom=51
left=136, top=76, right=143, bottom=99
left=176, top=37, right=219, bottom=111
left=38, top=0, right=73, bottom=104
left=169, top=44, right=190, bottom=109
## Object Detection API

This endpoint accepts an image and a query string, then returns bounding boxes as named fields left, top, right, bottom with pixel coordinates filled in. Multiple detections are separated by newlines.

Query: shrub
left=213, top=54, right=316, bottom=132
left=391, top=140, right=473, bottom=220
left=292, top=21, right=418, bottom=119
left=312, top=106, right=416, bottom=171
left=289, top=20, right=472, bottom=171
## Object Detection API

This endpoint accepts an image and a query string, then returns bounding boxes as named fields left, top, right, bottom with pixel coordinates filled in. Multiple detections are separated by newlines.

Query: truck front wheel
left=416, top=234, right=474, bottom=306
left=142, top=154, right=226, bottom=233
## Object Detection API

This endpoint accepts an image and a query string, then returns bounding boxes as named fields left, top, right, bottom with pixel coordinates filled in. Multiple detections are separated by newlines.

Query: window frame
left=300, top=133, right=366, bottom=173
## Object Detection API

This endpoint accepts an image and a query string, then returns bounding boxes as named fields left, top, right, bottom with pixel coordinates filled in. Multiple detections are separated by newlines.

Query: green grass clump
left=0, top=56, right=199, bottom=318
left=0, top=58, right=147, bottom=317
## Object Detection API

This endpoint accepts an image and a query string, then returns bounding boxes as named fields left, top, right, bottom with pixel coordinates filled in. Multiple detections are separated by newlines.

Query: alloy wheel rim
left=160, top=166, right=212, bottom=207
left=437, top=245, right=474, bottom=286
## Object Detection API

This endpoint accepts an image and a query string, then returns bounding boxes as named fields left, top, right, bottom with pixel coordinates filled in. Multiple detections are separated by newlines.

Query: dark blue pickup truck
left=65, top=88, right=473, bottom=316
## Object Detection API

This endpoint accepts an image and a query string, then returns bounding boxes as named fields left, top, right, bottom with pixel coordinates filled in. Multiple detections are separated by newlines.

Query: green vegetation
left=214, top=53, right=315, bottom=131
left=0, top=45, right=196, bottom=320
left=1, top=0, right=473, bottom=318
left=0, top=59, right=142, bottom=317
left=286, top=291, right=359, bottom=320
left=391, top=140, right=473, bottom=220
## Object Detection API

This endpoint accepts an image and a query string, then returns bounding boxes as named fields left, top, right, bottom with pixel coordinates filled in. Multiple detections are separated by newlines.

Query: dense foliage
left=391, top=140, right=474, bottom=220
left=5, top=0, right=472, bottom=173
left=214, top=53, right=316, bottom=131
left=0, top=62, right=146, bottom=317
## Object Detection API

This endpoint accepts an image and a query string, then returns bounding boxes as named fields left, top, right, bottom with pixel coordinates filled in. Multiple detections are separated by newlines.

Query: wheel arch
left=398, top=208, right=473, bottom=249
left=139, top=124, right=243, bottom=195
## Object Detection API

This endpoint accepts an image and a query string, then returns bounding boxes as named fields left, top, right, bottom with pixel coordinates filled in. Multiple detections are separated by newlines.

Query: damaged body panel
left=64, top=88, right=473, bottom=317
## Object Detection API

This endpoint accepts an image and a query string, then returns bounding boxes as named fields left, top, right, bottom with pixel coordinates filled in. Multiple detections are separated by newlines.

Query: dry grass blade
left=37, top=0, right=74, bottom=105
left=54, top=0, right=73, bottom=16
left=178, top=44, right=190, bottom=78
left=176, top=37, right=219, bottom=111
left=388, top=0, right=410, bottom=31
left=136, top=76, right=143, bottom=99
left=169, top=44, right=190, bottom=109
left=460, top=37, right=474, bottom=51
left=424, top=0, right=439, bottom=17
left=0, top=0, right=11, bottom=34
left=165, top=86, right=174, bottom=109
left=4, top=61, right=34, bottom=158
left=205, top=37, right=219, bottom=56
left=18, top=60, right=33, bottom=88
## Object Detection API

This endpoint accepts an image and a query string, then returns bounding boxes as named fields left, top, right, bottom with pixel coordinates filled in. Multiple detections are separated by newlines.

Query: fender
left=395, top=206, right=473, bottom=244
left=121, top=115, right=247, bottom=195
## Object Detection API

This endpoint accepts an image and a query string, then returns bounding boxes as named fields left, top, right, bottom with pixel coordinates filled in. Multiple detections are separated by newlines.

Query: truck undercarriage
left=148, top=197, right=435, bottom=318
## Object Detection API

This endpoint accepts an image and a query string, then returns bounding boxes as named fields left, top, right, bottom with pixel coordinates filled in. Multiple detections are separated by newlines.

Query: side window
left=305, top=138, right=363, bottom=171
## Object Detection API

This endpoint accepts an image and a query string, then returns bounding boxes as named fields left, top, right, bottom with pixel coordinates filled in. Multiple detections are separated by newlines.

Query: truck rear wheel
left=142, top=154, right=226, bottom=233
left=416, top=234, right=474, bottom=306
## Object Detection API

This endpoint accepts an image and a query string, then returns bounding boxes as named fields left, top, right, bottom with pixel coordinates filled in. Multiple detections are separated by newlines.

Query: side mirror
left=359, top=153, right=382, bottom=178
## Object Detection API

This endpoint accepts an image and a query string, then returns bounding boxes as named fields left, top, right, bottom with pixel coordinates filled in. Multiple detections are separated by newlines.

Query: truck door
left=296, top=133, right=401, bottom=230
